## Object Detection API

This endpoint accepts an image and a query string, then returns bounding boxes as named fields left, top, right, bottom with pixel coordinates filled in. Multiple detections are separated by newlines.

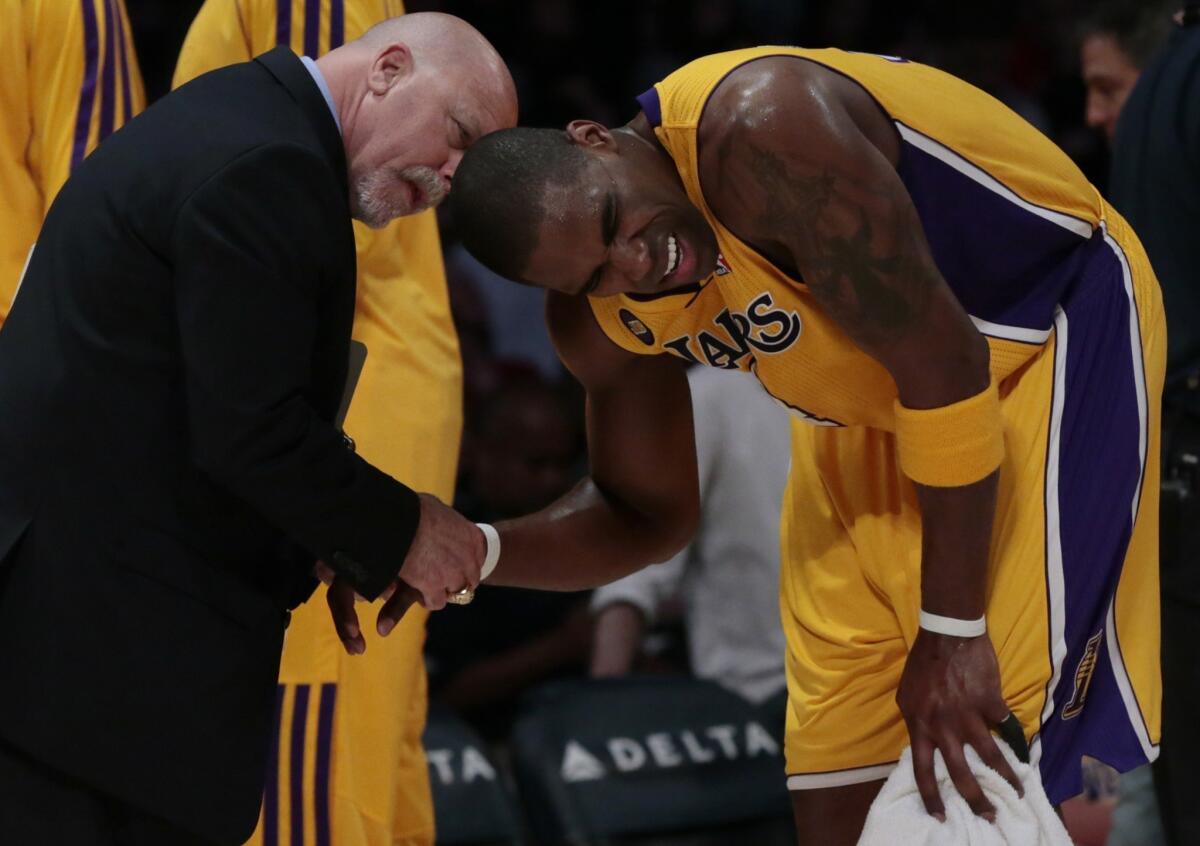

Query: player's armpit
left=485, top=292, right=699, bottom=592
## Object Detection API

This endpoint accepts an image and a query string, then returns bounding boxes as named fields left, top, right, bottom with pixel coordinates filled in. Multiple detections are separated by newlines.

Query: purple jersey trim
left=276, top=0, right=292, bottom=48
left=1035, top=232, right=1154, bottom=803
left=329, top=0, right=344, bottom=50
left=289, top=684, right=311, bottom=846
left=98, top=0, right=116, bottom=140
left=636, top=86, right=662, bottom=127
left=71, top=0, right=100, bottom=170
left=896, top=130, right=1090, bottom=335
left=115, top=0, right=132, bottom=124
left=303, top=0, right=320, bottom=58
left=314, top=684, right=337, bottom=846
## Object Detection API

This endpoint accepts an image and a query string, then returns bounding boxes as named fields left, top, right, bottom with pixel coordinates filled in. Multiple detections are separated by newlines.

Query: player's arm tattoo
left=736, top=139, right=938, bottom=353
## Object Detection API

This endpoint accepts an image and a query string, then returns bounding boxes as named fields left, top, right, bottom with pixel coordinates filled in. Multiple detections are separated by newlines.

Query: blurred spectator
left=426, top=372, right=590, bottom=738
left=590, top=367, right=790, bottom=705
left=1078, top=0, right=1173, bottom=141
left=1110, top=6, right=1200, bottom=845
left=446, top=245, right=564, bottom=383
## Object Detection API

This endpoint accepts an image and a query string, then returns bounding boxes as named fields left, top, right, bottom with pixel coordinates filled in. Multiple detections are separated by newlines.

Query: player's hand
left=896, top=629, right=1023, bottom=821
left=320, top=571, right=422, bottom=654
left=392, top=493, right=485, bottom=612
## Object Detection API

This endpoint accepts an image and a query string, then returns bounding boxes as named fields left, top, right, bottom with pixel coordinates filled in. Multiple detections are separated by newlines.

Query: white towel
left=858, top=744, right=1072, bottom=845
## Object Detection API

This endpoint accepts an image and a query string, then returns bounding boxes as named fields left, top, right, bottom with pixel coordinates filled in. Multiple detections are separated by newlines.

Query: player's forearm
left=914, top=471, right=999, bottom=620
left=488, top=477, right=695, bottom=591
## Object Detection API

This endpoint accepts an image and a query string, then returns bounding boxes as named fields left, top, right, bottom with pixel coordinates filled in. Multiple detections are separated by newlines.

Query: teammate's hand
left=896, top=629, right=1023, bottom=821
left=391, top=493, right=485, bottom=612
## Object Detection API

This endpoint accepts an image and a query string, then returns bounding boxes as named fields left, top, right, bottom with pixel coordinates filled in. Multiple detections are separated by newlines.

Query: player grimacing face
left=520, top=123, right=720, bottom=298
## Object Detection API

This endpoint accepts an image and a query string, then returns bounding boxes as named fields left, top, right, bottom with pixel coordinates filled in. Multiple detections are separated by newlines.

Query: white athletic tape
left=919, top=609, right=987, bottom=638
left=476, top=522, right=500, bottom=581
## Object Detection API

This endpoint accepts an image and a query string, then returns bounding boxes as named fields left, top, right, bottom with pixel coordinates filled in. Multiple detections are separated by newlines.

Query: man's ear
left=367, top=43, right=413, bottom=95
left=565, top=120, right=616, bottom=150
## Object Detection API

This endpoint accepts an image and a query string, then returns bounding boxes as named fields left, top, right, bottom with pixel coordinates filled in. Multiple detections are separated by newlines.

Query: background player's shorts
left=247, top=599, right=434, bottom=846
left=778, top=209, right=1165, bottom=804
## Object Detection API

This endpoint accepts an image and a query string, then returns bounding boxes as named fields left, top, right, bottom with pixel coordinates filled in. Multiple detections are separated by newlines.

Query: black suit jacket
left=0, top=48, right=420, bottom=844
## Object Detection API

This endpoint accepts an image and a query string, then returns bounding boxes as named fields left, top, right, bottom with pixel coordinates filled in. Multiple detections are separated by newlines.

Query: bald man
left=172, top=3, right=470, bottom=843
left=0, top=13, right=515, bottom=846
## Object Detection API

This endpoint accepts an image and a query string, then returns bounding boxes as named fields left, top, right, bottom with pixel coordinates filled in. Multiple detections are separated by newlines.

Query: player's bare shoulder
left=696, top=55, right=899, bottom=246
left=545, top=291, right=646, bottom=388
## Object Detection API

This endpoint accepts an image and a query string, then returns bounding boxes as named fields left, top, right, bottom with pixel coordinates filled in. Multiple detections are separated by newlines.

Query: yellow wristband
left=893, top=381, right=1004, bottom=487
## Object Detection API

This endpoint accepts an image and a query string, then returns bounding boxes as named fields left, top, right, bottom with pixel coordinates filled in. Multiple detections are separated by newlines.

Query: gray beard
left=351, top=165, right=445, bottom=228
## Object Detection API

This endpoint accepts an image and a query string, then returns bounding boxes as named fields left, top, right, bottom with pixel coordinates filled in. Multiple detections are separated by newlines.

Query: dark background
left=125, top=0, right=1114, bottom=187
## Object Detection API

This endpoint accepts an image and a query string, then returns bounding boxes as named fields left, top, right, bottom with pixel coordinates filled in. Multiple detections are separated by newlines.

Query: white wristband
left=919, top=609, right=986, bottom=638
left=476, top=523, right=500, bottom=581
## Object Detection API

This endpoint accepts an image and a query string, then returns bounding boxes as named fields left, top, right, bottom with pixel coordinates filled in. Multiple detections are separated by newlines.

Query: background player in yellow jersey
left=174, top=2, right=461, bottom=844
left=441, top=49, right=1166, bottom=844
left=0, top=0, right=144, bottom=325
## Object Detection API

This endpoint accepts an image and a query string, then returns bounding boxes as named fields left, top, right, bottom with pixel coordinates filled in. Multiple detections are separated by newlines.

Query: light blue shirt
left=300, top=55, right=341, bottom=136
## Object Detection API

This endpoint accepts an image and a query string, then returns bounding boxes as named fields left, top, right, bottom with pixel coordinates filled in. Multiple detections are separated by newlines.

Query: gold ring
left=446, top=586, right=475, bottom=605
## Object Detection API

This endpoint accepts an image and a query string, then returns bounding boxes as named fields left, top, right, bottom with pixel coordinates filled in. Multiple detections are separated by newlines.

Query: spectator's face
left=521, top=121, right=720, bottom=297
left=347, top=44, right=516, bottom=228
left=1080, top=33, right=1141, bottom=142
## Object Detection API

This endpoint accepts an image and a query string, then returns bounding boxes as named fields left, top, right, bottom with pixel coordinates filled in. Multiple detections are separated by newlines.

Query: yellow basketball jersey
left=173, top=0, right=461, bottom=491
left=0, top=0, right=145, bottom=325
left=589, top=47, right=1110, bottom=429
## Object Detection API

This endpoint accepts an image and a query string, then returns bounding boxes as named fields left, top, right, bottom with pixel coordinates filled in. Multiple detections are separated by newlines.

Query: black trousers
left=0, top=738, right=212, bottom=846
left=1154, top=399, right=1200, bottom=846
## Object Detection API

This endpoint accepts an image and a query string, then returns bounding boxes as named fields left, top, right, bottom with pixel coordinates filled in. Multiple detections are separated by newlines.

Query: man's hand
left=896, top=630, right=1023, bottom=822
left=316, top=564, right=425, bottom=655
left=395, top=493, right=486, bottom=612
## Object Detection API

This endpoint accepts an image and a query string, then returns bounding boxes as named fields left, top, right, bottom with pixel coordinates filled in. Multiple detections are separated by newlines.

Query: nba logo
left=715, top=253, right=732, bottom=276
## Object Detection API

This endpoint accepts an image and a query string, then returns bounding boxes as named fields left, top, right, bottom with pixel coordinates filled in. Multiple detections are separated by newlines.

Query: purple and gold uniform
left=174, top=3, right=460, bottom=844
left=588, top=48, right=1164, bottom=802
left=0, top=0, right=145, bottom=325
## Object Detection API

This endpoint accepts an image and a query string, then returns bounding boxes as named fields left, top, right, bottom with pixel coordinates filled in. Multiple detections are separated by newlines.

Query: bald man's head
left=317, top=13, right=517, bottom=228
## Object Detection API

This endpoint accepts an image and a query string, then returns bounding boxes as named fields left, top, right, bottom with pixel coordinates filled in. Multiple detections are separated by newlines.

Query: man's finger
left=314, top=560, right=336, bottom=586
left=326, top=579, right=365, bottom=655
left=910, top=735, right=945, bottom=820
left=972, top=730, right=1024, bottom=798
left=940, top=734, right=995, bottom=821
left=377, top=582, right=423, bottom=637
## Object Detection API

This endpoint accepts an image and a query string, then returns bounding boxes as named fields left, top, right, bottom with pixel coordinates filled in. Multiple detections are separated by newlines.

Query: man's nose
left=611, top=236, right=652, bottom=286
left=441, top=149, right=465, bottom=181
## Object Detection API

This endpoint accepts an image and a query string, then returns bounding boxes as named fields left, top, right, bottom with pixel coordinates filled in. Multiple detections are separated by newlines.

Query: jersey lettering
left=661, top=292, right=801, bottom=369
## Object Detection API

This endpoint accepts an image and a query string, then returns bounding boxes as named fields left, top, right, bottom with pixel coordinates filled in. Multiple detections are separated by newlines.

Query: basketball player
left=1, top=0, right=144, bottom=325
left=174, top=3, right=460, bottom=844
left=441, top=48, right=1165, bottom=845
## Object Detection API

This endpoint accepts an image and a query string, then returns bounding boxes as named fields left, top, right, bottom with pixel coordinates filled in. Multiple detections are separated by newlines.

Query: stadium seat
left=510, top=677, right=794, bottom=845
left=424, top=705, right=526, bottom=845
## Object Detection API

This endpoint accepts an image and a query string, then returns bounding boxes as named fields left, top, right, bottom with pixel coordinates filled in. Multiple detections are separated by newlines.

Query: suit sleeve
left=173, top=0, right=256, bottom=88
left=170, top=142, right=419, bottom=599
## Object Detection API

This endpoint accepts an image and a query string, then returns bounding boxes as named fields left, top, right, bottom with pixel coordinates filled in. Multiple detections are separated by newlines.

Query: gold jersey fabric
left=590, top=48, right=1165, bottom=802
left=174, top=3, right=460, bottom=844
left=588, top=47, right=1111, bottom=429
left=0, top=0, right=145, bottom=325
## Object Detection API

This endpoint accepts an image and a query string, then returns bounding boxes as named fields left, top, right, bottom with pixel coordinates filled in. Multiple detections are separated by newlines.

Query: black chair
left=424, top=705, right=525, bottom=845
left=509, top=677, right=794, bottom=846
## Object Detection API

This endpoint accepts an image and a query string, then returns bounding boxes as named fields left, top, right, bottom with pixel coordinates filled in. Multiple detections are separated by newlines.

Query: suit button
left=341, top=432, right=356, bottom=452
